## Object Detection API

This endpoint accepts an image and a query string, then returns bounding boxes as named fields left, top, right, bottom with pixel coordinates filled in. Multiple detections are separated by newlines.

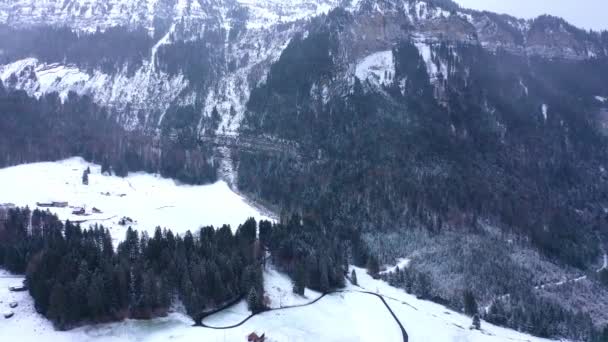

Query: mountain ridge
left=0, top=0, right=606, bottom=136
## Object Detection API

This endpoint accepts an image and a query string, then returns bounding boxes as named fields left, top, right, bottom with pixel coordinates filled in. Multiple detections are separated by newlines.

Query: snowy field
left=0, top=158, right=271, bottom=242
left=0, top=265, right=557, bottom=342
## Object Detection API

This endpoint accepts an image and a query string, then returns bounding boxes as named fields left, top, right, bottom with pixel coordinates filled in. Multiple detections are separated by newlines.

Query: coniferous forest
left=0, top=82, right=218, bottom=184
left=0, top=207, right=350, bottom=330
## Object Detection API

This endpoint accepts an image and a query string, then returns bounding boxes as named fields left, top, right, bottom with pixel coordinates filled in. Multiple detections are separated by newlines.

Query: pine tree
left=319, top=256, right=330, bottom=293
left=82, top=169, right=89, bottom=185
left=414, top=272, right=431, bottom=299
left=87, top=272, right=106, bottom=317
left=293, top=262, right=306, bottom=295
left=351, top=269, right=358, bottom=286
left=247, top=287, right=261, bottom=313
left=180, top=273, right=196, bottom=314
left=599, top=269, right=608, bottom=287
left=212, top=268, right=226, bottom=302
left=71, top=262, right=90, bottom=318
left=259, top=220, right=273, bottom=248
left=211, top=106, right=221, bottom=129
left=320, top=267, right=330, bottom=292
left=404, top=269, right=413, bottom=294
left=238, top=217, right=257, bottom=244
left=472, top=314, right=481, bottom=330
left=598, top=325, right=608, bottom=342
left=366, top=255, right=380, bottom=277
left=101, top=160, right=111, bottom=175
left=463, top=290, right=478, bottom=316
left=102, top=228, right=114, bottom=258
left=48, top=283, right=69, bottom=329
left=140, top=270, right=158, bottom=313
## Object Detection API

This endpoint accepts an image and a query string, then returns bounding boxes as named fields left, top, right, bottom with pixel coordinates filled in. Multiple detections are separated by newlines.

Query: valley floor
left=0, top=159, right=557, bottom=341
left=0, top=265, right=557, bottom=342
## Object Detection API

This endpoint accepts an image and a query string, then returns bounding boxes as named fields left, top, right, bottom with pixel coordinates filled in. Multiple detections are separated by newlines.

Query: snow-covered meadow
left=0, top=265, right=557, bottom=342
left=0, top=158, right=270, bottom=242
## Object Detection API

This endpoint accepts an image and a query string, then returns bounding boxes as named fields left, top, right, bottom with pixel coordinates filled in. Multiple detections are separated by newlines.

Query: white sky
left=453, top=0, right=608, bottom=32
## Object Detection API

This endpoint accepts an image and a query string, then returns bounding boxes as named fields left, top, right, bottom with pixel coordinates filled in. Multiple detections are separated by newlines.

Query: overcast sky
left=453, top=0, right=608, bottom=32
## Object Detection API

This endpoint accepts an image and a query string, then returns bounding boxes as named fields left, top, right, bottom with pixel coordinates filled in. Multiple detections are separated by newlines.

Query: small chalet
left=37, top=201, right=68, bottom=208
left=247, top=332, right=266, bottom=342
left=119, top=217, right=134, bottom=226
left=0, top=203, right=16, bottom=210
left=72, top=207, right=86, bottom=215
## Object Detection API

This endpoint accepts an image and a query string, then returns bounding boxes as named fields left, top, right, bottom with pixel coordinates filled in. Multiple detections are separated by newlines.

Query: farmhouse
left=37, top=201, right=68, bottom=208
left=247, top=332, right=266, bottom=342
left=72, top=207, right=86, bottom=215
left=9, top=283, right=27, bottom=292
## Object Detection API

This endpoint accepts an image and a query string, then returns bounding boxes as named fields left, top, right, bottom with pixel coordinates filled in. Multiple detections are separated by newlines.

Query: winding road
left=357, top=290, right=409, bottom=342
left=196, top=289, right=409, bottom=342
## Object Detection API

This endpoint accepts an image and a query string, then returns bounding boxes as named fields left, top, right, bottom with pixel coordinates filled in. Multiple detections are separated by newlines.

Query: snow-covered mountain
left=0, top=0, right=346, bottom=133
left=1, top=0, right=605, bottom=135
left=1, top=1, right=608, bottom=340
left=0, top=0, right=348, bottom=32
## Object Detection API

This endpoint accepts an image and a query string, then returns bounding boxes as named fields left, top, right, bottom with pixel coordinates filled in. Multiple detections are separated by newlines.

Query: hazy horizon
left=454, top=0, right=608, bottom=32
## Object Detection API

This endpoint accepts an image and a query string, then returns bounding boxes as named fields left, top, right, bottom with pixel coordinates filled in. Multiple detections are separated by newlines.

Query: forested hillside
left=0, top=83, right=218, bottom=183
left=238, top=8, right=608, bottom=340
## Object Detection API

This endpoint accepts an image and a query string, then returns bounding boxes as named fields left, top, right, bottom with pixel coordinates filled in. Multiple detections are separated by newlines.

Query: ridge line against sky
left=453, top=0, right=608, bottom=31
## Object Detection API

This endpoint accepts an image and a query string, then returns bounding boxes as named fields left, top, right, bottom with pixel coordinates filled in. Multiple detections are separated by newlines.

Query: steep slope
left=237, top=4, right=608, bottom=340
left=0, top=0, right=345, bottom=133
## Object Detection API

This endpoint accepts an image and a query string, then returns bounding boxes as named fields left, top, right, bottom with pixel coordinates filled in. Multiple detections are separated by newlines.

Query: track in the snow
left=195, top=289, right=409, bottom=342
left=198, top=134, right=303, bottom=159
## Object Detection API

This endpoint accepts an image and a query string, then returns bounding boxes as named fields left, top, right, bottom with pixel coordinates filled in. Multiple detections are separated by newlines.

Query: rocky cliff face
left=0, top=0, right=342, bottom=32
left=0, top=0, right=345, bottom=133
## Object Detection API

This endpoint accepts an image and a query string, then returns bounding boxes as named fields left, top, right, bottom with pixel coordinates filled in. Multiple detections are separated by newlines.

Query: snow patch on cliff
left=355, top=50, right=395, bottom=87
left=413, top=1, right=451, bottom=20
left=1, top=59, right=92, bottom=101
left=414, top=41, right=439, bottom=79
left=519, top=79, right=529, bottom=96
left=202, top=24, right=298, bottom=135
left=239, top=0, right=340, bottom=30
